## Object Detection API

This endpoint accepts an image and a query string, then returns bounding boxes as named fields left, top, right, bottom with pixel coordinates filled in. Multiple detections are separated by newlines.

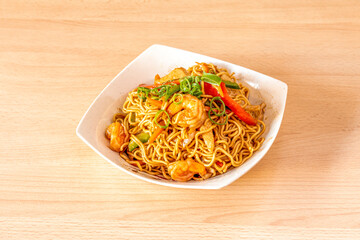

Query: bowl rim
left=76, top=44, right=288, bottom=189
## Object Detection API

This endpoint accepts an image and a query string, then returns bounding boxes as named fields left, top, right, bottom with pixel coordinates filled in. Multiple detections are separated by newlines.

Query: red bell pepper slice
left=204, top=82, right=257, bottom=126
left=215, top=161, right=223, bottom=167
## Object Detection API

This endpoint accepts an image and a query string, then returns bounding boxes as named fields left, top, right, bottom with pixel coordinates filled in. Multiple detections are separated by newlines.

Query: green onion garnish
left=180, top=78, right=191, bottom=92
left=158, top=85, right=169, bottom=97
left=209, top=96, right=226, bottom=117
left=164, top=84, right=180, bottom=101
left=191, top=82, right=201, bottom=91
left=137, top=87, right=150, bottom=100
left=154, top=109, right=170, bottom=129
left=185, top=76, right=194, bottom=82
left=208, top=110, right=229, bottom=126
left=194, top=76, right=201, bottom=83
left=150, top=87, right=161, bottom=96
left=173, top=93, right=183, bottom=105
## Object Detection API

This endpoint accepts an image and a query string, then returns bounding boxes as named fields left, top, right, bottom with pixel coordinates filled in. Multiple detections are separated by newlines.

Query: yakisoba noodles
left=105, top=63, right=266, bottom=181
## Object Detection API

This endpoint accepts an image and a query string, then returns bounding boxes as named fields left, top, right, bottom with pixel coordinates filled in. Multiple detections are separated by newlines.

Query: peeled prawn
left=167, top=94, right=207, bottom=129
left=105, top=122, right=128, bottom=152
left=168, top=158, right=207, bottom=182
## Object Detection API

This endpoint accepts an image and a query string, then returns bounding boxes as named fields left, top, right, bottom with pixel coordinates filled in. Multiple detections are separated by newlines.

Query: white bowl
left=76, top=44, right=287, bottom=189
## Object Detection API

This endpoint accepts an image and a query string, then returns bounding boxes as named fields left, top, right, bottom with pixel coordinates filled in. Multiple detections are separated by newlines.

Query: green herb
left=208, top=96, right=228, bottom=125
left=137, top=87, right=150, bottom=100
left=173, top=93, right=184, bottom=105
left=164, top=84, right=180, bottom=101
left=185, top=76, right=195, bottom=82
left=154, top=110, right=170, bottom=129
left=189, top=82, right=202, bottom=97
left=209, top=97, right=226, bottom=117
left=194, top=76, right=201, bottom=83
left=158, top=85, right=169, bottom=97
left=150, top=87, right=161, bottom=96
left=191, top=82, right=201, bottom=91
left=180, top=78, right=191, bottom=92
left=208, top=111, right=229, bottom=126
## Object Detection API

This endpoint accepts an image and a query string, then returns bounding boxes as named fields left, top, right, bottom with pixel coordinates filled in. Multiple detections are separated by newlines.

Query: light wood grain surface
left=1, top=1, right=360, bottom=239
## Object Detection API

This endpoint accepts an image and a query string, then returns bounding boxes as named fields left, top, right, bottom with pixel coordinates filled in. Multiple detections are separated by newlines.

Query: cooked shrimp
left=167, top=94, right=207, bottom=129
left=168, top=158, right=207, bottom=182
left=105, top=122, right=128, bottom=152
left=200, top=119, right=214, bottom=152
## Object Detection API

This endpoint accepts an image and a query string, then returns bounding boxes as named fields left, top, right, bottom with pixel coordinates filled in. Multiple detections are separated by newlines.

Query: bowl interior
left=76, top=44, right=287, bottom=189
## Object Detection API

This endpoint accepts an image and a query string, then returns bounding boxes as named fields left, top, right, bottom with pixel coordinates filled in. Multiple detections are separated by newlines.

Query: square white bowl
left=76, top=44, right=287, bottom=189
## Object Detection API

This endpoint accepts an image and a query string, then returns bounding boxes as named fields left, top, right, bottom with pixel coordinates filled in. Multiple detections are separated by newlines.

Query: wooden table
left=1, top=1, right=360, bottom=239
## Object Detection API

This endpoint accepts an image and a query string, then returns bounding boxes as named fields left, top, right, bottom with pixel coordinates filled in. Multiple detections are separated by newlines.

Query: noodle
left=106, top=63, right=266, bottom=181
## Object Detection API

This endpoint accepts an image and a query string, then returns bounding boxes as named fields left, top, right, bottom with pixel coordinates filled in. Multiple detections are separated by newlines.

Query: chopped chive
left=154, top=110, right=170, bottom=129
